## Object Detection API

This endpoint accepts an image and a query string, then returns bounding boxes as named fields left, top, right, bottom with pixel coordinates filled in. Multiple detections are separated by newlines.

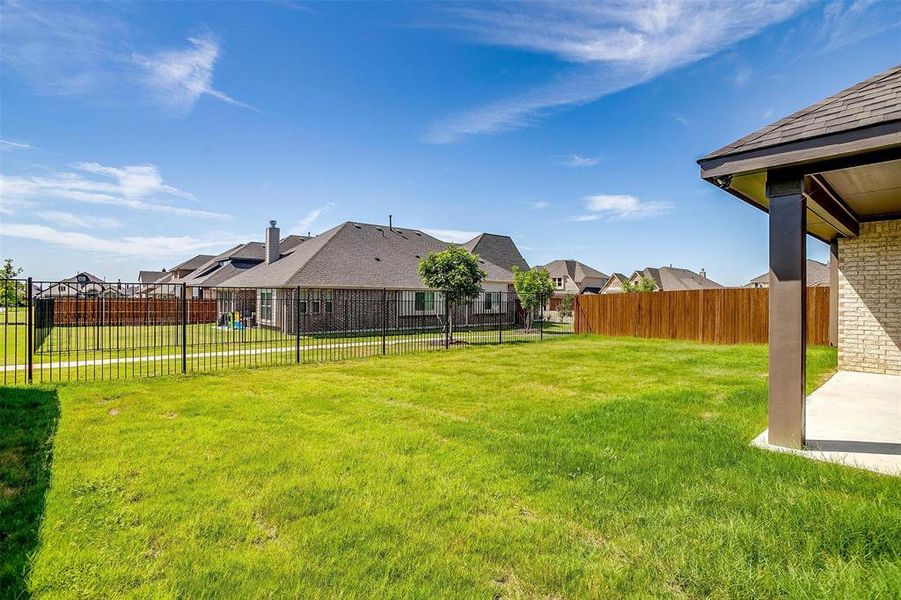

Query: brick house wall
left=837, top=219, right=901, bottom=375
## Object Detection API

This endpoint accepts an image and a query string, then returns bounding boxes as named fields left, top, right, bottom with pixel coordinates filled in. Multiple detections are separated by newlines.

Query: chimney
left=265, top=220, right=279, bottom=264
left=699, top=268, right=707, bottom=279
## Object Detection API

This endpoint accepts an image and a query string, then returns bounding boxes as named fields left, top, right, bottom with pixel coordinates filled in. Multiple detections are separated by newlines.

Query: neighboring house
left=745, top=259, right=830, bottom=288
left=535, top=259, right=608, bottom=311
left=624, top=267, right=723, bottom=292
left=216, top=221, right=524, bottom=332
left=600, top=273, right=629, bottom=294
left=36, top=272, right=123, bottom=299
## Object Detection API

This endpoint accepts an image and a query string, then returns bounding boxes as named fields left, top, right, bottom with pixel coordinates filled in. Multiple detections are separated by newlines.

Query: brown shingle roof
left=462, top=233, right=530, bottom=272
left=702, top=64, right=901, bottom=160
left=748, top=259, right=830, bottom=287
left=635, top=267, right=723, bottom=291
left=221, top=222, right=517, bottom=289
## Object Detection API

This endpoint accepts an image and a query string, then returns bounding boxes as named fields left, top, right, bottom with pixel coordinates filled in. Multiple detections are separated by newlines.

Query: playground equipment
left=216, top=310, right=253, bottom=330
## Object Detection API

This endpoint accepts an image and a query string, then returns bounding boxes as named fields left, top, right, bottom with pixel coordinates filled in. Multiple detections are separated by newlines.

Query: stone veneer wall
left=837, top=219, right=901, bottom=375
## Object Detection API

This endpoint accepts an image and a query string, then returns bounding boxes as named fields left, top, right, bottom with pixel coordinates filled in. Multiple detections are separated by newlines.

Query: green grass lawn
left=3, top=336, right=899, bottom=597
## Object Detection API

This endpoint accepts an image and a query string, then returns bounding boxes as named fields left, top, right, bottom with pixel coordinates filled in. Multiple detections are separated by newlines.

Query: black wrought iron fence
left=1, top=278, right=572, bottom=385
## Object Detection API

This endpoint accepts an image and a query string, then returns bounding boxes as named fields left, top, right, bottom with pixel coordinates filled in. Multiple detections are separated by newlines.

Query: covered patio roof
left=698, top=64, right=901, bottom=243
left=698, top=64, right=901, bottom=453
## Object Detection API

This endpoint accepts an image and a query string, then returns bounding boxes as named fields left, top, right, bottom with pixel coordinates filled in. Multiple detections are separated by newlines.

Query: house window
left=481, top=291, right=501, bottom=312
left=554, top=277, right=564, bottom=289
left=311, top=290, right=321, bottom=314
left=415, top=291, right=435, bottom=312
left=324, top=290, right=333, bottom=314
left=260, top=290, right=273, bottom=322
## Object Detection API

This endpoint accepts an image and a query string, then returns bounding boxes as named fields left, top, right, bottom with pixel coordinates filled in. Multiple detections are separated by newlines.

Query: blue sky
left=1, top=1, right=899, bottom=285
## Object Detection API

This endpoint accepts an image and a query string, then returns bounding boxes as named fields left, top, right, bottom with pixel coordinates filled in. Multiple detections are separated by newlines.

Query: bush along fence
left=573, top=287, right=831, bottom=345
left=1, top=279, right=571, bottom=385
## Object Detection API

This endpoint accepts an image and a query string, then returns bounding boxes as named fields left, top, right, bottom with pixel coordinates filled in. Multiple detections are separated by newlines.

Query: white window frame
left=259, top=289, right=274, bottom=323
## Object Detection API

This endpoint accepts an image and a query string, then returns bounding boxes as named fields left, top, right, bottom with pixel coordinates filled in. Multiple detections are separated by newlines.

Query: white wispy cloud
left=425, top=1, right=810, bottom=142
left=134, top=33, right=257, bottom=114
left=421, top=228, right=481, bottom=244
left=0, top=222, right=240, bottom=258
left=817, top=0, right=901, bottom=52
left=0, top=139, right=32, bottom=150
left=532, top=200, right=549, bottom=210
left=0, top=3, right=251, bottom=114
left=0, top=162, right=230, bottom=220
left=292, top=202, right=336, bottom=234
left=559, top=154, right=599, bottom=168
left=570, top=193, right=672, bottom=221
left=35, top=210, right=122, bottom=230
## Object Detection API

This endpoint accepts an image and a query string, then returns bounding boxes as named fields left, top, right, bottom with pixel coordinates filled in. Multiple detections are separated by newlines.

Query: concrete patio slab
left=752, top=371, right=900, bottom=476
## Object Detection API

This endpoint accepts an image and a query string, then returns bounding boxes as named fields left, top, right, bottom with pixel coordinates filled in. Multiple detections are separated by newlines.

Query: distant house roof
left=177, top=237, right=309, bottom=287
left=222, top=222, right=517, bottom=289
left=138, top=270, right=167, bottom=284
left=536, top=259, right=608, bottom=292
left=462, top=233, right=529, bottom=272
left=169, top=254, right=216, bottom=273
left=634, top=267, right=724, bottom=291
left=36, top=272, right=120, bottom=298
left=701, top=65, right=901, bottom=161
left=747, top=259, right=830, bottom=287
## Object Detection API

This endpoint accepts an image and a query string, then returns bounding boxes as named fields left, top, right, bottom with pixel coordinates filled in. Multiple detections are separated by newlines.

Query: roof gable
left=462, top=233, right=529, bottom=272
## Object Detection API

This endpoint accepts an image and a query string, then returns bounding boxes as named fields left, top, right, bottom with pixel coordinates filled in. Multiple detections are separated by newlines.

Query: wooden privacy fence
left=573, top=287, right=830, bottom=345
left=41, top=298, right=218, bottom=326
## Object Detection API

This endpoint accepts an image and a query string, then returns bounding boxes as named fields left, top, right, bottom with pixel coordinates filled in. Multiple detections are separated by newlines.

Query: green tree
left=559, top=293, right=575, bottom=320
left=1, top=258, right=25, bottom=307
left=513, top=266, right=554, bottom=330
left=418, top=246, right=485, bottom=342
left=622, top=275, right=657, bottom=293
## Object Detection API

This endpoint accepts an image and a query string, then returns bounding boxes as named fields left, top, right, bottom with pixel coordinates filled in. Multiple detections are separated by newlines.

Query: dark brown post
left=766, top=169, right=807, bottom=448
left=829, top=239, right=839, bottom=347
left=26, top=277, right=33, bottom=384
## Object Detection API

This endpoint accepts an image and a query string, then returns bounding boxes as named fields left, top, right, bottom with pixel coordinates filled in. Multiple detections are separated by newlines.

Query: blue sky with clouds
left=1, top=1, right=899, bottom=285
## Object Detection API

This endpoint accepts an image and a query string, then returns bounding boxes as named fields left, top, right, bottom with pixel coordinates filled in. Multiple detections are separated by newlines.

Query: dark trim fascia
left=698, top=121, right=901, bottom=179
left=806, top=175, right=859, bottom=237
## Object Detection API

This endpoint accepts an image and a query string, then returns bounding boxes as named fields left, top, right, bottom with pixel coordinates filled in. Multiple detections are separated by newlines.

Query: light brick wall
left=837, top=219, right=901, bottom=374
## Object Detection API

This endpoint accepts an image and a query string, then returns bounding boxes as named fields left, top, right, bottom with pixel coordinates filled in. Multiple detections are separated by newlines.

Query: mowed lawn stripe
left=8, top=336, right=901, bottom=597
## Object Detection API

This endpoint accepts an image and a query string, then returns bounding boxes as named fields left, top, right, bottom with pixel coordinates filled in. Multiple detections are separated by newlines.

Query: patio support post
left=829, top=240, right=839, bottom=347
left=766, top=169, right=807, bottom=448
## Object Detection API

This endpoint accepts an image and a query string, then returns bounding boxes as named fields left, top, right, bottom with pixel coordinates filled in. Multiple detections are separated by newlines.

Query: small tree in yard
left=513, top=266, right=554, bottom=330
left=559, top=293, right=575, bottom=320
left=622, top=275, right=657, bottom=293
left=418, top=246, right=485, bottom=342
left=1, top=258, right=25, bottom=307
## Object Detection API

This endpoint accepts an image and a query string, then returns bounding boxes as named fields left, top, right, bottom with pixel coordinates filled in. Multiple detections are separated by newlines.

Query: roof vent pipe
left=700, top=268, right=707, bottom=279
left=265, top=220, right=279, bottom=264
left=389, top=214, right=393, bottom=231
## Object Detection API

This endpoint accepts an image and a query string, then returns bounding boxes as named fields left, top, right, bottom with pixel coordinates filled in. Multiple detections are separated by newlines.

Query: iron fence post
left=498, top=294, right=502, bottom=344
left=540, top=295, right=544, bottom=341
left=381, top=288, right=387, bottom=355
left=180, top=283, right=187, bottom=374
left=295, top=287, right=301, bottom=363
left=26, top=277, right=33, bottom=384
left=445, top=294, right=450, bottom=349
